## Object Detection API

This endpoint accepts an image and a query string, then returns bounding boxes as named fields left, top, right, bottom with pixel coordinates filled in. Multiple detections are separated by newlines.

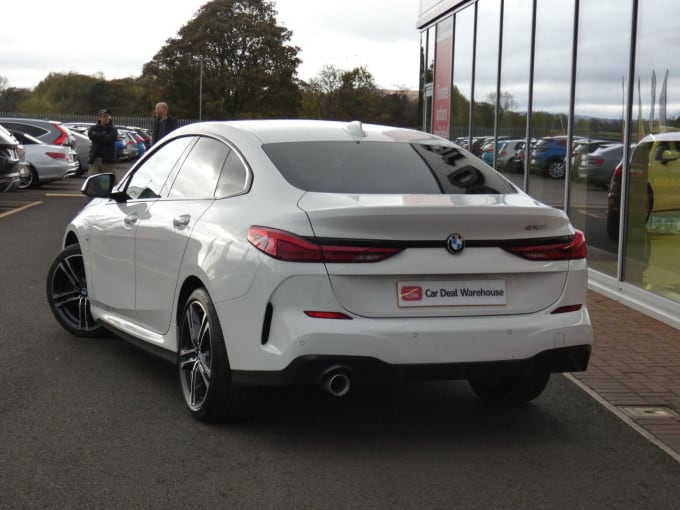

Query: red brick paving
left=571, top=290, right=680, bottom=459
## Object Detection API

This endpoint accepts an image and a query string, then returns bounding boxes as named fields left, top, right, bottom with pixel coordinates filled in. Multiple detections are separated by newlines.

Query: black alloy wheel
left=178, top=288, right=245, bottom=422
left=46, top=244, right=105, bottom=337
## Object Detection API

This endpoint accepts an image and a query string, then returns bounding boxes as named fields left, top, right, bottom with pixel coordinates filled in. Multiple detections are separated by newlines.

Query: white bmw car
left=46, top=119, right=592, bottom=422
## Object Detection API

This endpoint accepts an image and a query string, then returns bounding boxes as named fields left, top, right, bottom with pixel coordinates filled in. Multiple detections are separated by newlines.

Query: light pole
left=193, top=56, right=206, bottom=120
left=199, top=59, right=203, bottom=120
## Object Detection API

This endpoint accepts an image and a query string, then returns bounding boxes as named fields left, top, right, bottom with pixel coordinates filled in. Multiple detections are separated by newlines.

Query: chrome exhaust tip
left=322, top=369, right=351, bottom=397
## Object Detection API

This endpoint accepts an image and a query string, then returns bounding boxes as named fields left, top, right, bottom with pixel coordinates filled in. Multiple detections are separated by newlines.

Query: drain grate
left=619, top=406, right=678, bottom=418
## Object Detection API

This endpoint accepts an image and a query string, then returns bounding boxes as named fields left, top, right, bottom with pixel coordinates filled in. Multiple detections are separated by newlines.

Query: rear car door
left=133, top=136, right=231, bottom=334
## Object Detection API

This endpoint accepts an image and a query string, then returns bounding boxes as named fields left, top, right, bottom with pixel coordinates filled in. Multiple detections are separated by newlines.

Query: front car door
left=87, top=136, right=195, bottom=319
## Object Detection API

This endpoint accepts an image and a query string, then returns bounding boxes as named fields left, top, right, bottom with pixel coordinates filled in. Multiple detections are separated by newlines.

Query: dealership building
left=417, top=0, right=680, bottom=328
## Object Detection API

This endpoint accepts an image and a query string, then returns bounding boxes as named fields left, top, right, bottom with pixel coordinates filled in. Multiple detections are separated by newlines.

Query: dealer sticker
left=398, top=280, right=506, bottom=307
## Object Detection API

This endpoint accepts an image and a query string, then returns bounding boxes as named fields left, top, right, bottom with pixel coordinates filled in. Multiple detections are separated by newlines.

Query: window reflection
left=528, top=0, right=574, bottom=210
left=571, top=0, right=631, bottom=277
left=624, top=0, right=680, bottom=302
left=472, top=1, right=500, bottom=143
left=498, top=0, right=532, bottom=183
left=451, top=5, right=474, bottom=143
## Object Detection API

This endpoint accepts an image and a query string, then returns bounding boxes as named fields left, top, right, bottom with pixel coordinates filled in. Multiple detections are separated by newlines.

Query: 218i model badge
left=446, top=233, right=464, bottom=254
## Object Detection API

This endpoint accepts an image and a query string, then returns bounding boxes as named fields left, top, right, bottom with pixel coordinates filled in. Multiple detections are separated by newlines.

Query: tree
left=0, top=87, right=32, bottom=112
left=301, top=65, right=382, bottom=122
left=142, top=0, right=301, bottom=120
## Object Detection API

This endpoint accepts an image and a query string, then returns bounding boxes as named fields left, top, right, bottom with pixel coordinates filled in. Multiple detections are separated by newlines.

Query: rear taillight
left=248, top=226, right=402, bottom=263
left=46, top=152, right=68, bottom=160
left=51, top=123, right=69, bottom=146
left=592, top=158, right=603, bottom=166
left=504, top=231, right=587, bottom=260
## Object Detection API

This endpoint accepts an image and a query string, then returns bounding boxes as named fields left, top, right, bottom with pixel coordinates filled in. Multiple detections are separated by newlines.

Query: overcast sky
left=1, top=0, right=420, bottom=91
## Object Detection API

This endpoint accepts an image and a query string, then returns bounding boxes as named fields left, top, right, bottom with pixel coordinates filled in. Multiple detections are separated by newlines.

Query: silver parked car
left=7, top=129, right=79, bottom=189
left=578, top=143, right=624, bottom=188
left=71, top=130, right=92, bottom=176
left=0, top=117, right=76, bottom=149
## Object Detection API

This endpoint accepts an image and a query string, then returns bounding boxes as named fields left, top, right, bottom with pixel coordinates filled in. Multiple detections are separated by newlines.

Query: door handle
left=124, top=213, right=138, bottom=226
left=173, top=214, right=191, bottom=228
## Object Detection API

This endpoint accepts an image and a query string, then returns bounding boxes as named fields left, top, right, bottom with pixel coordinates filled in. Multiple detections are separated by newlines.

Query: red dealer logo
left=400, top=286, right=423, bottom=301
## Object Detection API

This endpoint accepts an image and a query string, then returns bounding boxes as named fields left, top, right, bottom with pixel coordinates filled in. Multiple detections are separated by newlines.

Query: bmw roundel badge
left=446, top=233, right=464, bottom=254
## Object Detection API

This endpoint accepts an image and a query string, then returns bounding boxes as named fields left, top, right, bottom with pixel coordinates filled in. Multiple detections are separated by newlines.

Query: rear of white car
left=201, top=122, right=591, bottom=395
left=49, top=119, right=592, bottom=422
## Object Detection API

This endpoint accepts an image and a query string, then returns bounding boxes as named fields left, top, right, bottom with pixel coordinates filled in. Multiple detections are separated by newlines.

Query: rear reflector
left=551, top=304, right=583, bottom=314
left=46, top=152, right=68, bottom=160
left=504, top=231, right=587, bottom=260
left=248, top=226, right=401, bottom=263
left=304, top=311, right=353, bottom=320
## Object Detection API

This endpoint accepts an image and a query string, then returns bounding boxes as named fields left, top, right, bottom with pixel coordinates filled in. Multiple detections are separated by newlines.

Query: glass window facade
left=418, top=0, right=680, bottom=320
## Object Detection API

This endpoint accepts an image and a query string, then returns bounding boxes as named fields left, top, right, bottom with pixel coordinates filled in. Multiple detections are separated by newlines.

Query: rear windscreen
left=262, top=141, right=517, bottom=195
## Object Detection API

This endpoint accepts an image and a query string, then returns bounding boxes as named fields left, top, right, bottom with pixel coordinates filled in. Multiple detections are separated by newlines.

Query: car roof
left=170, top=119, right=444, bottom=145
left=639, top=131, right=680, bottom=143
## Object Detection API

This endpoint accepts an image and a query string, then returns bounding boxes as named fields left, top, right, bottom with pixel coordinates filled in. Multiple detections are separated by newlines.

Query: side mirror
left=81, top=173, right=116, bottom=198
left=661, top=149, right=680, bottom=164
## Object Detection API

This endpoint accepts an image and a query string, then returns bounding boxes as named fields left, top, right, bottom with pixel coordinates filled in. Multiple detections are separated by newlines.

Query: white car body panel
left=59, top=119, right=591, bottom=385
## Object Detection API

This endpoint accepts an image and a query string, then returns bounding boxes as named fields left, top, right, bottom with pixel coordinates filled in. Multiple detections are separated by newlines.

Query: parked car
left=530, top=136, right=569, bottom=179
left=6, top=129, right=79, bottom=189
left=0, top=125, right=22, bottom=192
left=608, top=134, right=680, bottom=240
left=118, top=129, right=139, bottom=160
left=62, top=122, right=91, bottom=134
left=481, top=141, right=502, bottom=166
left=571, top=139, right=616, bottom=176
left=127, top=126, right=152, bottom=148
left=578, top=143, right=624, bottom=188
left=45, top=119, right=592, bottom=423
left=496, top=139, right=526, bottom=172
left=71, top=130, right=92, bottom=176
left=0, top=118, right=76, bottom=150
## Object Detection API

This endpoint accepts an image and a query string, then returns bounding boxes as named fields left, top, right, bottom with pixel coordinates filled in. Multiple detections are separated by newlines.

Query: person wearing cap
left=88, top=109, right=118, bottom=174
left=151, top=102, right=177, bottom=146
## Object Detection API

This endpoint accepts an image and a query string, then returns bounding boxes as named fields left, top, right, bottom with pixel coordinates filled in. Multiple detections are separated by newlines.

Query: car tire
left=19, top=165, right=40, bottom=190
left=546, top=160, right=566, bottom=179
left=178, top=288, right=245, bottom=422
left=606, top=209, right=620, bottom=241
left=46, top=243, right=106, bottom=337
left=468, top=370, right=550, bottom=404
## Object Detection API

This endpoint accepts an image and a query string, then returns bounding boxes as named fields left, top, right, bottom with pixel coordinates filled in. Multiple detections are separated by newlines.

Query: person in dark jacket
left=88, top=109, right=118, bottom=174
left=151, top=102, right=177, bottom=146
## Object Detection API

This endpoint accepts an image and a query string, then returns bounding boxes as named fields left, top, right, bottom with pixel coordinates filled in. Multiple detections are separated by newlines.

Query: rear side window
left=262, top=141, right=516, bottom=195
left=167, top=137, right=227, bottom=199
left=126, top=136, right=195, bottom=200
left=2, top=122, right=48, bottom=139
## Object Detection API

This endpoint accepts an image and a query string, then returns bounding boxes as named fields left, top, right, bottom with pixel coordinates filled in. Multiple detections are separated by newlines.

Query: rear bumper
left=231, top=344, right=592, bottom=387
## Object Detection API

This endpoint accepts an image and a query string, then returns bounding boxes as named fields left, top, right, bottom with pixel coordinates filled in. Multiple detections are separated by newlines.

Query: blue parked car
left=481, top=141, right=503, bottom=166
left=529, top=136, right=569, bottom=179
